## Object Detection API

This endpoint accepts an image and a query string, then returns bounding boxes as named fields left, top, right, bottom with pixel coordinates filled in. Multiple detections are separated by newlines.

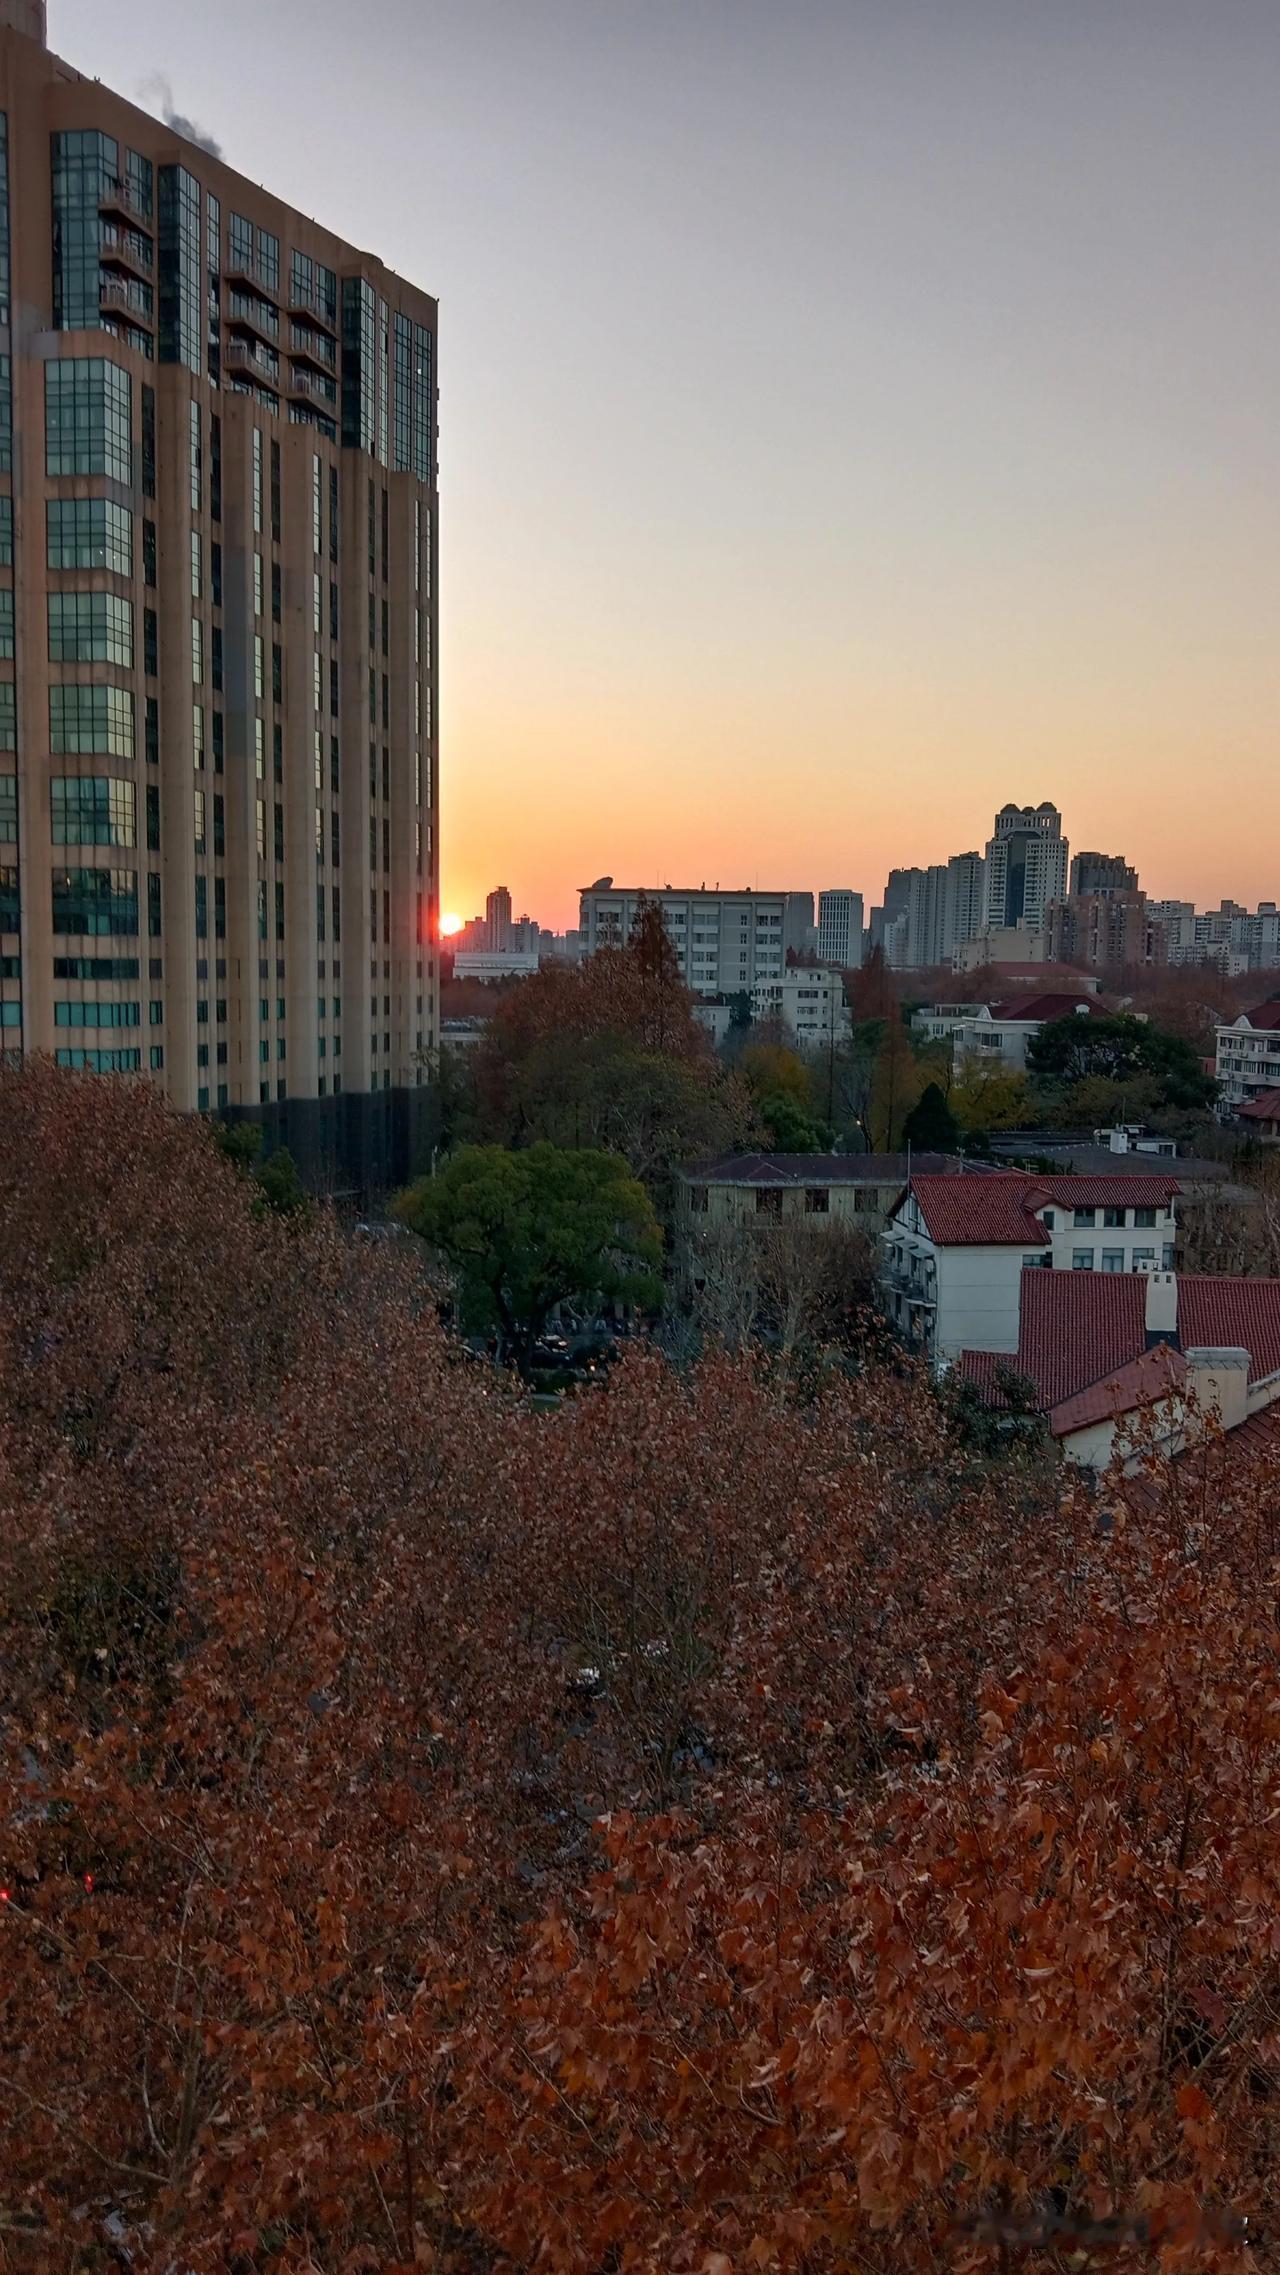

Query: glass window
left=52, top=865, right=139, bottom=935
left=0, top=496, right=9, bottom=568
left=1132, top=1248, right=1156, bottom=1269
left=0, top=588, right=10, bottom=660
left=158, top=167, right=202, bottom=374
left=229, top=212, right=253, bottom=273
left=252, top=426, right=263, bottom=534
left=193, top=787, right=206, bottom=853
left=191, top=617, right=203, bottom=684
left=1071, top=1248, right=1095, bottom=1271
left=0, top=683, right=13, bottom=752
left=47, top=497, right=132, bottom=576
left=48, top=591, right=134, bottom=667
left=51, top=776, right=136, bottom=846
left=148, top=872, right=161, bottom=936
left=256, top=228, right=279, bottom=294
left=189, top=398, right=202, bottom=510
left=51, top=130, right=121, bottom=333
left=0, top=863, right=16, bottom=929
left=191, top=530, right=202, bottom=597
left=0, top=773, right=14, bottom=840
left=56, top=1047, right=143, bottom=1072
left=50, top=685, right=134, bottom=757
left=192, top=703, right=205, bottom=771
left=254, top=634, right=264, bottom=700
left=143, top=516, right=157, bottom=585
left=1103, top=1206, right=1126, bottom=1228
left=1101, top=1249, right=1125, bottom=1273
left=54, top=999, right=141, bottom=1028
left=0, top=113, right=10, bottom=329
left=1134, top=1207, right=1157, bottom=1228
left=254, top=552, right=264, bottom=618
left=45, top=358, right=132, bottom=483
left=1073, top=1207, right=1096, bottom=1228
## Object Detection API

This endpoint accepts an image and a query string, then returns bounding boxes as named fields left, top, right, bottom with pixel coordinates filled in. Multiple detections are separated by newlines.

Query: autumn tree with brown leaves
left=2, top=1062, right=1279, bottom=2274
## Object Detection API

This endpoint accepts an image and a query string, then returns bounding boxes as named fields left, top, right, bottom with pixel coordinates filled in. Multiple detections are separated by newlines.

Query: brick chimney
left=0, top=0, right=47, bottom=42
left=1184, top=1348, right=1251, bottom=1435
left=1144, top=1271, right=1178, bottom=1346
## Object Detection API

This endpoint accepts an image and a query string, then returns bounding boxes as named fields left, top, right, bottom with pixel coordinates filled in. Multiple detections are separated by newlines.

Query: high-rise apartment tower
left=817, top=887, right=863, bottom=969
left=983, top=802, right=1067, bottom=934
left=0, top=3, right=439, bottom=1191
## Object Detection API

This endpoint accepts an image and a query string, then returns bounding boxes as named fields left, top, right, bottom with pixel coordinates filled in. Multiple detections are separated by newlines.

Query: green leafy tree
left=902, top=1080, right=959, bottom=1152
left=1026, top=1012, right=1216, bottom=1111
left=212, top=1121, right=310, bottom=1219
left=756, top=1090, right=832, bottom=1154
left=395, top=1141, right=663, bottom=1372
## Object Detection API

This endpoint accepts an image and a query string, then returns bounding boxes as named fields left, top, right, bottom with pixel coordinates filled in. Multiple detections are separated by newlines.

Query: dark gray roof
left=683, top=1151, right=954, bottom=1188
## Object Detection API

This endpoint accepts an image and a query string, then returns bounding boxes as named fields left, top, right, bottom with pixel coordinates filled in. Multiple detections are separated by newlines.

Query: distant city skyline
left=54, top=0, right=1280, bottom=934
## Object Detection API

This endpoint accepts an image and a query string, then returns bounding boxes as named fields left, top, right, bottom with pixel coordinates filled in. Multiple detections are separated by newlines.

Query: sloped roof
left=1237, top=1088, right=1280, bottom=1122
left=1235, top=999, right=1280, bottom=1032
left=956, top=1270, right=1280, bottom=1419
left=687, top=1151, right=952, bottom=1188
left=908, top=1173, right=1053, bottom=1246
left=1178, top=1276, right=1280, bottom=1387
left=908, top=1170, right=1179, bottom=1248
left=1048, top=1343, right=1187, bottom=1438
left=987, top=994, right=1102, bottom=1023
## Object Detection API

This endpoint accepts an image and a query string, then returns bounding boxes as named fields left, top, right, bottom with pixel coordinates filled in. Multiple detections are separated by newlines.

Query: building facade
left=1044, top=891, right=1163, bottom=972
left=816, top=887, right=863, bottom=968
left=983, top=802, right=1068, bottom=934
left=1215, top=999, right=1280, bottom=1110
left=882, top=1170, right=1181, bottom=1361
left=751, top=965, right=850, bottom=1046
left=1068, top=850, right=1137, bottom=899
left=577, top=880, right=814, bottom=997
left=0, top=4, right=438, bottom=1192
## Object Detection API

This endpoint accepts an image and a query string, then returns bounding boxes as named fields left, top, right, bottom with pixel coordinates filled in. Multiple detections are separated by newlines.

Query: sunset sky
left=61, top=0, right=1280, bottom=930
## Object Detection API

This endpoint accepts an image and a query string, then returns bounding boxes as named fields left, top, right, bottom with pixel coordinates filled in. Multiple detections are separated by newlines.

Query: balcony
left=288, top=323, right=337, bottom=374
left=224, top=252, right=279, bottom=303
left=225, top=292, right=280, bottom=347
left=287, top=363, right=337, bottom=413
left=288, top=279, right=338, bottom=334
left=225, top=338, right=280, bottom=385
left=98, top=220, right=152, bottom=280
left=99, top=176, right=150, bottom=231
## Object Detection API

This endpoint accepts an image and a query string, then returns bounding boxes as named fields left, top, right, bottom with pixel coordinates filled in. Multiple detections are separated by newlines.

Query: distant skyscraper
left=943, top=852, right=986, bottom=956
left=984, top=803, right=1068, bottom=934
left=1069, top=850, right=1138, bottom=899
left=485, top=885, right=513, bottom=952
left=817, top=888, right=864, bottom=968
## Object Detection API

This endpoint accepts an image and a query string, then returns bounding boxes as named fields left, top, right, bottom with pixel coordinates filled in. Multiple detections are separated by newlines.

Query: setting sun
left=439, top=912, right=464, bottom=938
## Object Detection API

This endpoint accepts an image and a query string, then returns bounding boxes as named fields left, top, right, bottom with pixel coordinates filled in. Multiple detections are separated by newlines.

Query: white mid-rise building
left=882, top=1170, right=1181, bottom=1362
left=817, top=889, right=864, bottom=969
left=1215, top=997, right=1280, bottom=1109
left=751, top=967, right=851, bottom=1046
left=578, top=880, right=814, bottom=998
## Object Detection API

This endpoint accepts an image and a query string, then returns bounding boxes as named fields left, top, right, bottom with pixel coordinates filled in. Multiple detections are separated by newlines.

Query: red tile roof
left=1238, top=1000, right=1280, bottom=1032
left=1048, top=1343, right=1187, bottom=1438
left=1237, top=1088, right=1280, bottom=1122
left=1014, top=1269, right=1149, bottom=1408
left=907, top=1170, right=1179, bottom=1247
left=987, top=994, right=1101, bottom=1023
left=1178, top=1276, right=1280, bottom=1387
left=956, top=1271, right=1280, bottom=1418
left=907, top=1173, right=1053, bottom=1246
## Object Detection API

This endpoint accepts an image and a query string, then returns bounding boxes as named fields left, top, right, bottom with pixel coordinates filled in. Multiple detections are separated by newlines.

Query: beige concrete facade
left=0, top=9, right=438, bottom=1189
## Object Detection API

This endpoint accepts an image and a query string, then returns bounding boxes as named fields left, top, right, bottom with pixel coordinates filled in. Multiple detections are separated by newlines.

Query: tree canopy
left=395, top=1139, right=662, bottom=1364
left=1025, top=1009, right=1217, bottom=1111
left=2, top=1059, right=1278, bottom=2274
left=470, top=904, right=755, bottom=1206
left=902, top=1078, right=959, bottom=1152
